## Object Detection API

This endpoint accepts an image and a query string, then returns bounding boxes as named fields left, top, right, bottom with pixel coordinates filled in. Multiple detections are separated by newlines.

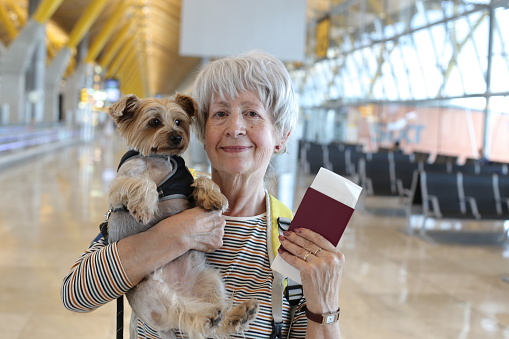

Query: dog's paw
left=200, top=190, right=229, bottom=212
left=192, top=177, right=229, bottom=212
left=207, top=308, right=224, bottom=328
left=220, top=299, right=259, bottom=334
left=127, top=189, right=159, bottom=224
left=129, top=205, right=155, bottom=224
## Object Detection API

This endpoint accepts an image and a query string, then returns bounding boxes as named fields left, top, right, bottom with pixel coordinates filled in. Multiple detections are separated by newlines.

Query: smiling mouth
left=221, top=146, right=251, bottom=152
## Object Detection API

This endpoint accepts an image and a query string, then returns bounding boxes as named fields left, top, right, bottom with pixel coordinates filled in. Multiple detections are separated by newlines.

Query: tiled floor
left=1, top=129, right=508, bottom=338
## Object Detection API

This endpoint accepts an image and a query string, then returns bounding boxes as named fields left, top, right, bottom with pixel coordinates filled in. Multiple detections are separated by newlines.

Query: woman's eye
left=149, top=118, right=161, bottom=127
left=246, top=111, right=259, bottom=117
left=174, top=119, right=181, bottom=126
left=215, top=111, right=226, bottom=117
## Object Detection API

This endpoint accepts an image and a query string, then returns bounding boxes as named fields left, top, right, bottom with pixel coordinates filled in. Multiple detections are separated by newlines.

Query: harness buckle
left=277, top=217, right=292, bottom=232
left=270, top=320, right=283, bottom=339
left=104, top=208, right=112, bottom=221
left=284, top=283, right=303, bottom=306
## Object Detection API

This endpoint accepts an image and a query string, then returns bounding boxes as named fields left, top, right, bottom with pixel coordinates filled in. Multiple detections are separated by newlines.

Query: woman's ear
left=275, top=131, right=292, bottom=153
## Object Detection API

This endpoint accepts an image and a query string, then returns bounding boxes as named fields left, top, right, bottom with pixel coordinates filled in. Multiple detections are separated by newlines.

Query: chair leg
left=406, top=211, right=414, bottom=235
left=419, top=216, right=428, bottom=236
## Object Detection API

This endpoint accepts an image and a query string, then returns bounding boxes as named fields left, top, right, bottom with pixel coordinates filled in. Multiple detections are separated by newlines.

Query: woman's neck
left=212, top=171, right=266, bottom=217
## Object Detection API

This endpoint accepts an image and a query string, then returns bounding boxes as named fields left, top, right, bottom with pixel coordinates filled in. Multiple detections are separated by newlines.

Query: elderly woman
left=62, top=51, right=344, bottom=338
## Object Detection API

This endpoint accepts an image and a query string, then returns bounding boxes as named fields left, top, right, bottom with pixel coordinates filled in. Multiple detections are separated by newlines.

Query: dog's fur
left=106, top=94, right=259, bottom=339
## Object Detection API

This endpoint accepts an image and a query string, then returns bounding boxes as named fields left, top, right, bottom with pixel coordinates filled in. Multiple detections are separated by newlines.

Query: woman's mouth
left=221, top=146, right=251, bottom=152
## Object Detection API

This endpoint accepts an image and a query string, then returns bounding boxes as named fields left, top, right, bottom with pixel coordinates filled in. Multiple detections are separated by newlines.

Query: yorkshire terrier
left=106, top=93, right=259, bottom=339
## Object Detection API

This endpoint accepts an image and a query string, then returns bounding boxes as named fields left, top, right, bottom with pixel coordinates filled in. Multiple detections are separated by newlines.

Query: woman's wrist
left=303, top=305, right=340, bottom=325
left=303, top=298, right=339, bottom=315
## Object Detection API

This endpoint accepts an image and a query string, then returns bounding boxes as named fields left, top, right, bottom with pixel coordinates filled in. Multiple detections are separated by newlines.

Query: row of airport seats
left=298, top=141, right=508, bottom=192
left=417, top=170, right=509, bottom=222
left=298, top=141, right=509, bottom=226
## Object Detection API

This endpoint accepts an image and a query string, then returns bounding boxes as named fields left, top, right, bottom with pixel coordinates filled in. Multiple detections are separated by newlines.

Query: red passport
left=288, top=187, right=354, bottom=246
left=271, top=167, right=362, bottom=284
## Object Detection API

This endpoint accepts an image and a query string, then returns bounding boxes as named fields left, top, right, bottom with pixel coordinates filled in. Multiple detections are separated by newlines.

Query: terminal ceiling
left=0, top=0, right=392, bottom=98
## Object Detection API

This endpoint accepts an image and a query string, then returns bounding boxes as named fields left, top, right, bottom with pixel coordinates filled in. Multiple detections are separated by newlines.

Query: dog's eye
left=149, top=118, right=161, bottom=127
left=174, top=119, right=181, bottom=126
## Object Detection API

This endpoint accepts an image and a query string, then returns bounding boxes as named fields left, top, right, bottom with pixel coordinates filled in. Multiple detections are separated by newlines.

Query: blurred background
left=0, top=0, right=509, bottom=338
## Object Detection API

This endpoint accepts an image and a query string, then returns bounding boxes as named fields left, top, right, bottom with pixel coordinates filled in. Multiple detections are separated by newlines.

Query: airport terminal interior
left=1, top=0, right=509, bottom=338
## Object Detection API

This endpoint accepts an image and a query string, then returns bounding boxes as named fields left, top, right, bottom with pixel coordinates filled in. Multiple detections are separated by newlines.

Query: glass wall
left=292, top=0, right=509, bottom=163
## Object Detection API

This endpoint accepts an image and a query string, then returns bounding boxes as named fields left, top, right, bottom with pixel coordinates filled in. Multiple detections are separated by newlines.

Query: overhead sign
left=180, top=0, right=307, bottom=62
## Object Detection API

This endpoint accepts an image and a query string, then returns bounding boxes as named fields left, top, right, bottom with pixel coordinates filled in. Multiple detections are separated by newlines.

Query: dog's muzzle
left=169, top=133, right=182, bottom=146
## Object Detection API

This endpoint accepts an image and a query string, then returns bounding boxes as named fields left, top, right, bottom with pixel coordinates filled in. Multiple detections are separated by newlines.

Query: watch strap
left=303, top=305, right=340, bottom=325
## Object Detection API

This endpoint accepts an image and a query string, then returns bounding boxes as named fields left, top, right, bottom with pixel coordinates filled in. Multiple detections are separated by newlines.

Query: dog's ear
left=174, top=93, right=197, bottom=118
left=108, top=94, right=140, bottom=123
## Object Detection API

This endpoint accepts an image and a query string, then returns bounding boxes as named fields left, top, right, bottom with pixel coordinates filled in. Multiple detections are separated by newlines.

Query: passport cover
left=287, top=187, right=354, bottom=246
left=271, top=167, right=362, bottom=283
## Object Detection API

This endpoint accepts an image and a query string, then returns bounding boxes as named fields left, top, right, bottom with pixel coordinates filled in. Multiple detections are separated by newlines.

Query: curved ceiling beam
left=107, top=39, right=134, bottom=77
left=116, top=50, right=146, bottom=97
left=0, top=1, right=17, bottom=39
left=98, top=22, right=131, bottom=69
left=117, top=52, right=137, bottom=80
left=119, top=59, right=142, bottom=95
left=120, top=65, right=138, bottom=87
left=150, top=1, right=180, bottom=20
left=86, top=0, right=133, bottom=63
left=67, top=0, right=109, bottom=49
left=32, top=0, right=64, bottom=24
left=122, top=71, right=144, bottom=97
left=5, top=0, right=27, bottom=27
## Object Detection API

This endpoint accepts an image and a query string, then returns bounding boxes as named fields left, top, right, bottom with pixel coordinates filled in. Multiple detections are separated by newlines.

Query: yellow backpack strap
left=268, top=194, right=293, bottom=261
left=267, top=194, right=302, bottom=338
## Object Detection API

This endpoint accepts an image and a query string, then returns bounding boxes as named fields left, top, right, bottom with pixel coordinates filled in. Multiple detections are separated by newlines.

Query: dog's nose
left=170, top=135, right=182, bottom=145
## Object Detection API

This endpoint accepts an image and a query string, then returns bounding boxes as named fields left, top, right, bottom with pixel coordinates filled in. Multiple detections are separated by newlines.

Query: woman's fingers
left=279, top=228, right=336, bottom=257
left=278, top=228, right=345, bottom=266
left=291, top=228, right=337, bottom=252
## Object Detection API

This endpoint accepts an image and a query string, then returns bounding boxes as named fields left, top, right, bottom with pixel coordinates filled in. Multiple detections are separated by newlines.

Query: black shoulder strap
left=157, top=155, right=194, bottom=199
left=117, top=150, right=140, bottom=171
left=116, top=296, right=124, bottom=339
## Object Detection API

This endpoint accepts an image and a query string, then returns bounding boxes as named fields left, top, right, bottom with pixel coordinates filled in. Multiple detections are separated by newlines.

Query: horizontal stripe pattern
left=61, top=239, right=132, bottom=312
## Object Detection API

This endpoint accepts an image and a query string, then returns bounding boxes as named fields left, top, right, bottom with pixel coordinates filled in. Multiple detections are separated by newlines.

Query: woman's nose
left=225, top=113, right=246, bottom=138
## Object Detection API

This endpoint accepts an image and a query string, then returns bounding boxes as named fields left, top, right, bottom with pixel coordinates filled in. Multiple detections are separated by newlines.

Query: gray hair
left=192, top=50, right=299, bottom=149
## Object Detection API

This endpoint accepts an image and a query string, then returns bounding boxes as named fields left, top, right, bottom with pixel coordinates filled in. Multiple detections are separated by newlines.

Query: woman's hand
left=277, top=228, right=345, bottom=315
left=170, top=207, right=226, bottom=253
left=149, top=206, right=225, bottom=254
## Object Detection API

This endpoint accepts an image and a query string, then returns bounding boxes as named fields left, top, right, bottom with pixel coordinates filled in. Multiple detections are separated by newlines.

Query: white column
left=0, top=20, right=45, bottom=124
left=44, top=47, right=72, bottom=122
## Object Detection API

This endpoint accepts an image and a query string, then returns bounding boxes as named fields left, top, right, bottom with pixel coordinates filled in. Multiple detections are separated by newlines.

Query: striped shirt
left=62, top=214, right=307, bottom=338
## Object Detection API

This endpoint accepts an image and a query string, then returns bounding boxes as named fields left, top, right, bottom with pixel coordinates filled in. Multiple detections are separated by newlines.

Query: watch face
left=325, top=315, right=336, bottom=324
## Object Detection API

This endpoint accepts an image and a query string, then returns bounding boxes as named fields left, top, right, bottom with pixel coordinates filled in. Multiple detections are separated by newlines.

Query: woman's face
left=204, top=90, right=278, bottom=178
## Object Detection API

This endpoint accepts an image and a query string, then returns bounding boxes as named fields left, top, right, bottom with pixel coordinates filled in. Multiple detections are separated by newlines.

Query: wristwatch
left=303, top=305, right=340, bottom=325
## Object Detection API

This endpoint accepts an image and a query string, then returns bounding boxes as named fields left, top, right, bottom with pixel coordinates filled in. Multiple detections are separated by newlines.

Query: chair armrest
left=500, top=196, right=509, bottom=213
left=464, top=196, right=481, bottom=219
left=427, top=195, right=442, bottom=218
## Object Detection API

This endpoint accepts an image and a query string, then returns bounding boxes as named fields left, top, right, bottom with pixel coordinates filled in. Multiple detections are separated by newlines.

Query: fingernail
left=278, top=235, right=285, bottom=242
left=283, top=231, right=291, bottom=237
left=278, top=248, right=284, bottom=254
left=295, top=228, right=303, bottom=233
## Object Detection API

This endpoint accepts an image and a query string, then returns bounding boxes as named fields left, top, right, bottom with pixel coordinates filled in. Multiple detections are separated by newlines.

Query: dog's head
left=108, top=93, right=197, bottom=156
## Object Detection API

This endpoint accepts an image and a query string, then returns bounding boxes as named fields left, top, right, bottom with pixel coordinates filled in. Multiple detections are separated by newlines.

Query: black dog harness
left=116, top=150, right=194, bottom=206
